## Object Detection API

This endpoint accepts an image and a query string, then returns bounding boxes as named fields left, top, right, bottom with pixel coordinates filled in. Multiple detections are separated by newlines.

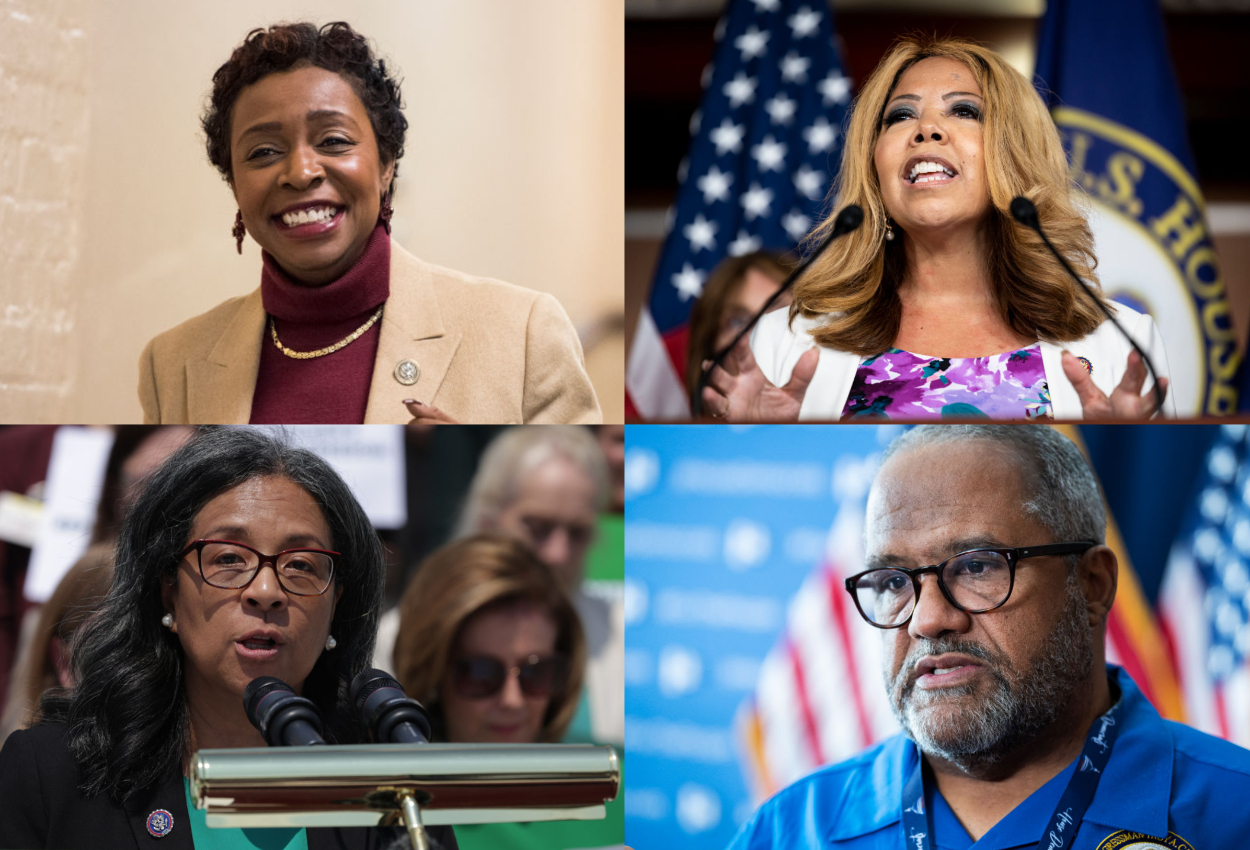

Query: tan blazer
left=138, top=242, right=601, bottom=424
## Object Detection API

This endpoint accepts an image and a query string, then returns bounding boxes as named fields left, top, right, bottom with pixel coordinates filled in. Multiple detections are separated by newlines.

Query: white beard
left=886, top=576, right=1093, bottom=772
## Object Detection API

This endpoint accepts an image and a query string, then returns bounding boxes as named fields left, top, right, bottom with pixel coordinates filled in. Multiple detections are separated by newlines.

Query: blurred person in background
left=394, top=534, right=622, bottom=850
left=140, top=21, right=598, bottom=426
left=0, top=426, right=192, bottom=742
left=685, top=252, right=791, bottom=412
left=594, top=425, right=626, bottom=514
left=0, top=427, right=457, bottom=849
left=0, top=427, right=59, bottom=710
left=455, top=426, right=623, bottom=746
left=0, top=556, right=113, bottom=743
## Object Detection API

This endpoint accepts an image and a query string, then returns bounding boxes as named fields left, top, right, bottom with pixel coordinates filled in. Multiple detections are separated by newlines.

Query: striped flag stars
left=735, top=25, right=770, bottom=60
left=782, top=209, right=812, bottom=240
left=819, top=70, right=852, bottom=105
left=710, top=118, right=746, bottom=155
left=672, top=263, right=706, bottom=301
left=684, top=214, right=719, bottom=252
left=724, top=72, right=758, bottom=108
left=794, top=164, right=825, bottom=199
left=752, top=135, right=788, bottom=171
left=741, top=183, right=774, bottom=220
left=780, top=51, right=811, bottom=83
left=765, top=92, right=798, bottom=125
left=1160, top=424, right=1250, bottom=745
left=627, top=0, right=853, bottom=419
left=697, top=165, right=734, bottom=204
left=803, top=117, right=838, bottom=153
left=788, top=6, right=822, bottom=38
left=729, top=230, right=763, bottom=256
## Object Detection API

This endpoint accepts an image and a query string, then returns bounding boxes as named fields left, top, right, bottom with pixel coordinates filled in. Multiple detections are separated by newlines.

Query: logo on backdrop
left=1055, top=107, right=1236, bottom=415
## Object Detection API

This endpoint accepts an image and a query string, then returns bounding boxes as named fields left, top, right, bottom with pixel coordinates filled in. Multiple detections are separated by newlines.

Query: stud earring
left=161, top=613, right=174, bottom=629
left=885, top=219, right=895, bottom=242
left=378, top=192, right=393, bottom=235
left=325, top=635, right=337, bottom=651
left=232, top=210, right=246, bottom=254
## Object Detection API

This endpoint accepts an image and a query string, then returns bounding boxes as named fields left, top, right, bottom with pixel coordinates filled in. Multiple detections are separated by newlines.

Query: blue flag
left=626, top=0, right=852, bottom=419
left=1035, top=0, right=1237, bottom=415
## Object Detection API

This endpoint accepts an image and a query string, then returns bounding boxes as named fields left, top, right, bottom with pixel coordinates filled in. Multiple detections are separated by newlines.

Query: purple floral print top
left=840, top=343, right=1052, bottom=420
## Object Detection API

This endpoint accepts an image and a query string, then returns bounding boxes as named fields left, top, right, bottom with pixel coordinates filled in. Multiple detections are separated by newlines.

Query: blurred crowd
left=0, top=423, right=625, bottom=849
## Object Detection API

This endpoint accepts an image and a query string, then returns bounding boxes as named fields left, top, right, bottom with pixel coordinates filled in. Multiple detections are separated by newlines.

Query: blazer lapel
left=1039, top=339, right=1081, bottom=419
left=364, top=243, right=463, bottom=424
left=123, top=775, right=194, bottom=850
left=187, top=289, right=265, bottom=423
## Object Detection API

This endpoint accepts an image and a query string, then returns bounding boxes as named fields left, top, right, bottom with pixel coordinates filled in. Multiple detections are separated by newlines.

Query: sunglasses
left=450, top=654, right=569, bottom=699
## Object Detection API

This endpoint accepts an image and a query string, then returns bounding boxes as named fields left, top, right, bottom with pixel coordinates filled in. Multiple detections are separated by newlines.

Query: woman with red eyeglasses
left=0, top=427, right=458, bottom=849
left=393, top=535, right=622, bottom=849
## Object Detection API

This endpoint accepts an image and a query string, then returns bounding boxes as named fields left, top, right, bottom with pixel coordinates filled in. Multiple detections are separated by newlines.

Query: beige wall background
left=1, top=0, right=624, bottom=423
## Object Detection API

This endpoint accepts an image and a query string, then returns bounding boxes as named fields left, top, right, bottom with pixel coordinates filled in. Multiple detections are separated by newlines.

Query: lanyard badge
left=900, top=700, right=1121, bottom=850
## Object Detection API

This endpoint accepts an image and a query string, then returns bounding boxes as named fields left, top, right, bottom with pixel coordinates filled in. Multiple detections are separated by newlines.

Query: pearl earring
left=885, top=220, right=895, bottom=241
left=325, top=635, right=337, bottom=651
left=161, top=613, right=174, bottom=629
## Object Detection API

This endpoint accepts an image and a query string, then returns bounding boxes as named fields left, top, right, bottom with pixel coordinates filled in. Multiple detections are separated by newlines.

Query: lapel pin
left=146, top=809, right=174, bottom=838
left=394, top=359, right=420, bottom=386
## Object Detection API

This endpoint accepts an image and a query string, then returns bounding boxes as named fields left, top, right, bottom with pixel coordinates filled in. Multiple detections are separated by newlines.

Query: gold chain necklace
left=269, top=306, right=384, bottom=360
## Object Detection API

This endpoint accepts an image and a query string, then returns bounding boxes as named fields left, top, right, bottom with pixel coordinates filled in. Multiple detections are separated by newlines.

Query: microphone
left=1009, top=196, right=1165, bottom=415
left=693, top=204, right=864, bottom=419
left=350, top=668, right=433, bottom=745
left=243, top=677, right=327, bottom=747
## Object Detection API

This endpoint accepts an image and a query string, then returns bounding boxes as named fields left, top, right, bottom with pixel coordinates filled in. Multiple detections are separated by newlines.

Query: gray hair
left=456, top=426, right=610, bottom=537
left=879, top=425, right=1106, bottom=547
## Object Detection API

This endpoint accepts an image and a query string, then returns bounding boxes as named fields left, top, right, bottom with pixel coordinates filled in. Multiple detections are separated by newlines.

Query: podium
left=192, top=743, right=620, bottom=849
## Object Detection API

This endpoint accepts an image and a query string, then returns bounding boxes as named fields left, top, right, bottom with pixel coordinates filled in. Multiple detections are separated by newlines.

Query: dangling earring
left=161, top=613, right=174, bottom=629
left=325, top=635, right=337, bottom=651
left=884, top=219, right=895, bottom=242
left=378, top=191, right=393, bottom=235
left=233, top=210, right=246, bottom=254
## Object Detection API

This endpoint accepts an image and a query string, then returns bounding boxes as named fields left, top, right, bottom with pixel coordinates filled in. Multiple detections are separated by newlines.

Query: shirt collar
left=826, top=665, right=1172, bottom=845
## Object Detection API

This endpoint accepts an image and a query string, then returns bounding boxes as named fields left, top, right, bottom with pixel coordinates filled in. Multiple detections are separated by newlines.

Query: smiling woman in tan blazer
left=139, top=21, right=600, bottom=426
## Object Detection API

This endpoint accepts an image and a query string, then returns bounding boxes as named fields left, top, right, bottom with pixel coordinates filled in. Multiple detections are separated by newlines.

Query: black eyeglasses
left=179, top=539, right=338, bottom=597
left=450, top=654, right=570, bottom=699
left=844, top=542, right=1095, bottom=629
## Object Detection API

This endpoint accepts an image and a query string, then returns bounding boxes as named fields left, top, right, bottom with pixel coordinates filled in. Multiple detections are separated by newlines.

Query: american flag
left=736, top=494, right=900, bottom=799
left=1160, top=424, right=1250, bottom=746
left=626, top=0, right=853, bottom=420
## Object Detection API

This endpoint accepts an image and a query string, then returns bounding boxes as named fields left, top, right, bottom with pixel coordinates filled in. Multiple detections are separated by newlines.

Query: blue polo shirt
left=729, top=666, right=1250, bottom=850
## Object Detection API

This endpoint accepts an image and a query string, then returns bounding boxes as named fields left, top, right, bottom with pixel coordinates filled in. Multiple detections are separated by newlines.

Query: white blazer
left=750, top=303, right=1176, bottom=420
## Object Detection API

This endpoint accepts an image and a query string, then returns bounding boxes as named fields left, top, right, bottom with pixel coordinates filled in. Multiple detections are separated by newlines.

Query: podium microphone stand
left=191, top=742, right=620, bottom=848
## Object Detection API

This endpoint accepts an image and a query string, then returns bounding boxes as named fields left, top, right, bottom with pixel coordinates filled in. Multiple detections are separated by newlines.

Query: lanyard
left=900, top=700, right=1122, bottom=850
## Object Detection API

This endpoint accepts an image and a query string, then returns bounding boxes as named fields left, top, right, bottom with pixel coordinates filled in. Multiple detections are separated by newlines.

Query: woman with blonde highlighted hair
left=702, top=36, right=1174, bottom=421
left=392, top=535, right=585, bottom=745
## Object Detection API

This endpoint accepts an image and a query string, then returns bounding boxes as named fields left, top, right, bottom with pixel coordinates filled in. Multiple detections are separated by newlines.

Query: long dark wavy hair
left=39, top=427, right=386, bottom=804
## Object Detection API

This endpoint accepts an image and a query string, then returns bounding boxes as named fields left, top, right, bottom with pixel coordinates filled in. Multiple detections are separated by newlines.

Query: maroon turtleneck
left=249, top=224, right=391, bottom=424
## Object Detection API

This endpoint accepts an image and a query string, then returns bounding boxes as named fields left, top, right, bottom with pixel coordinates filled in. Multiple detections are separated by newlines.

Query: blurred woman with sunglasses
left=394, top=535, right=622, bottom=849
left=393, top=535, right=583, bottom=743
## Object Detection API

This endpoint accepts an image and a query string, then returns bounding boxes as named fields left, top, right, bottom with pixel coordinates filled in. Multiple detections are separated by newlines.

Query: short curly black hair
left=202, top=21, right=407, bottom=193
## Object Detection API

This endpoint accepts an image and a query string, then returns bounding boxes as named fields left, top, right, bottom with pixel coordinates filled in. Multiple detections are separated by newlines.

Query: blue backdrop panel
left=623, top=424, right=891, bottom=849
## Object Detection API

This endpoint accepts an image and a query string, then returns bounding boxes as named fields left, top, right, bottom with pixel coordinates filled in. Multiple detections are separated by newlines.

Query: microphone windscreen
left=1010, top=196, right=1040, bottom=229
left=834, top=204, right=864, bottom=235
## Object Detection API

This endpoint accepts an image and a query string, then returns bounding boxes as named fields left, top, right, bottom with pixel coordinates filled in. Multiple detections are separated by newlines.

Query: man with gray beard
left=730, top=425, right=1250, bottom=850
